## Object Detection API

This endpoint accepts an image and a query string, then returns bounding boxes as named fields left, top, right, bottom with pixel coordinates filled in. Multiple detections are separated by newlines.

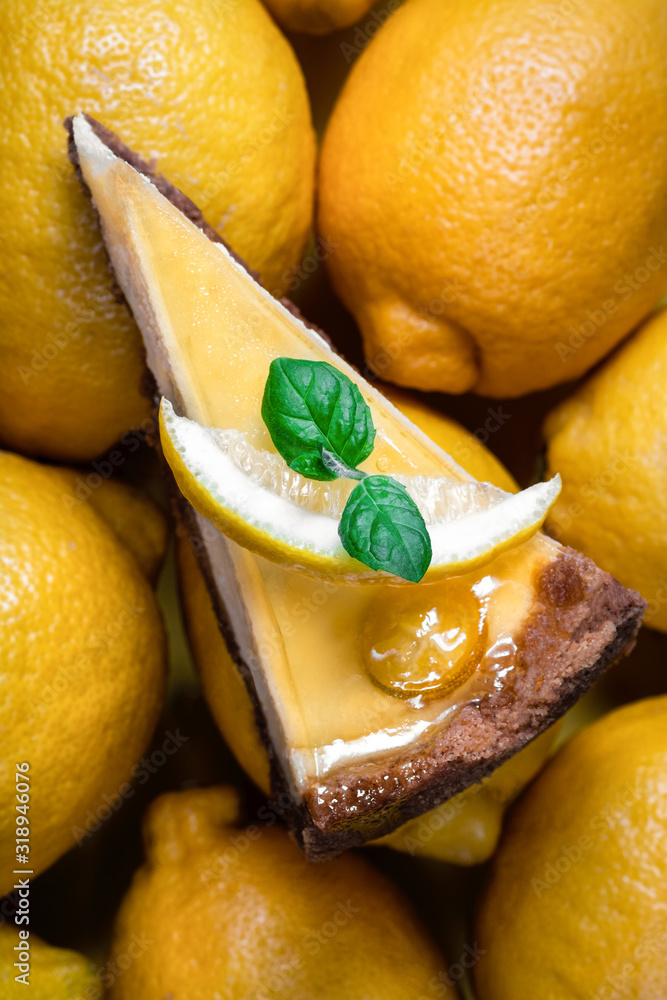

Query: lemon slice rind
left=161, top=399, right=561, bottom=584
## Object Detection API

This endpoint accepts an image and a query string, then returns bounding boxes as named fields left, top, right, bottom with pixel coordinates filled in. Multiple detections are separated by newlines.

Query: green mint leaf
left=339, top=476, right=432, bottom=582
left=261, top=358, right=376, bottom=481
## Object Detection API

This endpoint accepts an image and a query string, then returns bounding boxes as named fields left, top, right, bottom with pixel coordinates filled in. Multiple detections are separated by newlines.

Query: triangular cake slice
left=66, top=114, right=646, bottom=861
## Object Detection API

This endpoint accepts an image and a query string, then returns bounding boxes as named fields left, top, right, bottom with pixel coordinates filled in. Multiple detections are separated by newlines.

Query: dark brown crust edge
left=297, top=550, right=645, bottom=859
left=65, top=114, right=647, bottom=861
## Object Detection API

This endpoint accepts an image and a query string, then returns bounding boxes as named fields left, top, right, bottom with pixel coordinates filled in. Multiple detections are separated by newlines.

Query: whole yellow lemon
left=107, top=785, right=451, bottom=999
left=0, top=452, right=167, bottom=892
left=545, top=307, right=667, bottom=631
left=0, top=0, right=315, bottom=460
left=476, top=696, right=667, bottom=999
left=319, top=0, right=667, bottom=398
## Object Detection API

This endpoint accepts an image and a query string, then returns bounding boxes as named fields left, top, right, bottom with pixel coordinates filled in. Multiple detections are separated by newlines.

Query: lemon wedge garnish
left=161, top=398, right=560, bottom=584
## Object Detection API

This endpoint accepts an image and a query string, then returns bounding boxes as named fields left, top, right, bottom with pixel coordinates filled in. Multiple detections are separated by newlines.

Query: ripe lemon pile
left=1, top=0, right=667, bottom=997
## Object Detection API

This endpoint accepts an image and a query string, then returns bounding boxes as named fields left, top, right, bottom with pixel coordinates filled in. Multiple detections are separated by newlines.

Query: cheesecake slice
left=66, top=114, right=646, bottom=860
